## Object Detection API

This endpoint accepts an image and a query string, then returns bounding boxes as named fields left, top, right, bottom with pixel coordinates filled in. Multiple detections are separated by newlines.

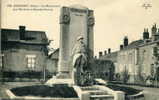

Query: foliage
left=11, top=84, right=78, bottom=98
left=106, top=84, right=142, bottom=96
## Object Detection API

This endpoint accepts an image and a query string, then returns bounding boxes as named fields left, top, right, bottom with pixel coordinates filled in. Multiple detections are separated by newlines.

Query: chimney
left=143, top=28, right=149, bottom=40
left=104, top=50, right=107, bottom=55
left=19, top=26, right=26, bottom=40
left=120, top=45, right=124, bottom=50
left=152, top=24, right=157, bottom=35
left=99, top=51, right=103, bottom=57
left=124, top=36, right=128, bottom=47
left=151, top=24, right=157, bottom=41
left=108, top=48, right=111, bottom=54
left=155, top=28, right=159, bottom=40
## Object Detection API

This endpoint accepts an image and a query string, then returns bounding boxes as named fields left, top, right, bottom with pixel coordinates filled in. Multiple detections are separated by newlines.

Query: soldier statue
left=71, top=35, right=88, bottom=86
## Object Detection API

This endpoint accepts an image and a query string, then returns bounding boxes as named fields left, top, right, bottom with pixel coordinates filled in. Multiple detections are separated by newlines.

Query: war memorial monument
left=5, top=5, right=144, bottom=100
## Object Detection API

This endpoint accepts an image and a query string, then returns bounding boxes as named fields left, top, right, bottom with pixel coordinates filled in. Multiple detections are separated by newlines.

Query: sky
left=1, top=0, right=159, bottom=57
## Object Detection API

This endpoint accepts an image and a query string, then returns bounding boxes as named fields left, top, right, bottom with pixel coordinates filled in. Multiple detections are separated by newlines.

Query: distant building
left=47, top=48, right=115, bottom=81
left=99, top=48, right=118, bottom=70
left=99, top=24, right=159, bottom=84
left=90, top=59, right=115, bottom=81
left=1, top=26, right=49, bottom=79
left=46, top=48, right=59, bottom=77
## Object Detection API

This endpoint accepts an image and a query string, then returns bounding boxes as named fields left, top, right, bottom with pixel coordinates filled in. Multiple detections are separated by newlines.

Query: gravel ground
left=115, top=84, right=159, bottom=100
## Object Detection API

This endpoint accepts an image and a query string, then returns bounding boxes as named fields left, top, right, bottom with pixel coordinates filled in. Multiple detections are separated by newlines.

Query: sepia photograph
left=0, top=0, right=159, bottom=100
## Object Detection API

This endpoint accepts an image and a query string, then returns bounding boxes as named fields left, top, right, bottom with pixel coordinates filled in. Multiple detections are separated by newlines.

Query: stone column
left=58, top=5, right=94, bottom=79
left=58, top=7, right=70, bottom=78
left=87, top=10, right=94, bottom=59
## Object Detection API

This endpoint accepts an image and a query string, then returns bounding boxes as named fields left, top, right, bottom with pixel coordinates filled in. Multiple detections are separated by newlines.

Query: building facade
left=1, top=26, right=49, bottom=80
left=90, top=59, right=115, bottom=81
left=99, top=24, right=159, bottom=84
left=99, top=48, right=117, bottom=73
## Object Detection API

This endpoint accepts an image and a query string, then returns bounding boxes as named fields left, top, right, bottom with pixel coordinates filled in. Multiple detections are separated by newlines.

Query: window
left=128, top=53, right=132, bottom=64
left=142, top=50, right=146, bottom=63
left=135, top=49, right=138, bottom=65
left=26, top=55, right=36, bottom=69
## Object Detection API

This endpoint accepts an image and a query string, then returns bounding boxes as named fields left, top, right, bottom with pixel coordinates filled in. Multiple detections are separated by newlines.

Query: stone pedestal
left=58, top=5, right=94, bottom=78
